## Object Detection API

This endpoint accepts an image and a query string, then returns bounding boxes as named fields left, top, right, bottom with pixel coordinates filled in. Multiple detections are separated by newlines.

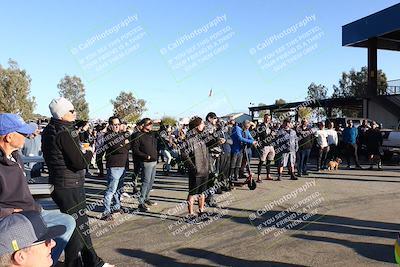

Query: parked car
left=327, top=117, right=373, bottom=130
left=380, top=129, right=400, bottom=160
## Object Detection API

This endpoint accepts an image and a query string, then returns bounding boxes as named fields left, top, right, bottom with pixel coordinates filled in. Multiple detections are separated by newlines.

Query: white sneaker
left=102, top=263, right=115, bottom=267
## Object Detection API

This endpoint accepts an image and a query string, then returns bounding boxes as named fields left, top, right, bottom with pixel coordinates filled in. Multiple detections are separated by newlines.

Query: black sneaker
left=185, top=214, right=200, bottom=224
left=100, top=213, right=113, bottom=221
left=198, top=212, right=210, bottom=222
left=138, top=204, right=149, bottom=212
left=145, top=200, right=157, bottom=206
left=207, top=202, right=219, bottom=208
left=290, top=175, right=298, bottom=180
left=113, top=207, right=130, bottom=214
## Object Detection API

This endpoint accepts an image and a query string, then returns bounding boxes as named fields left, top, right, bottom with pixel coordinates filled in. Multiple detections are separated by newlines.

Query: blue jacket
left=231, top=125, right=254, bottom=154
left=342, top=127, right=358, bottom=144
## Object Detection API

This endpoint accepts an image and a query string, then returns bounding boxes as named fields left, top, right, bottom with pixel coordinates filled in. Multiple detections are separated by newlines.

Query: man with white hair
left=41, top=97, right=114, bottom=267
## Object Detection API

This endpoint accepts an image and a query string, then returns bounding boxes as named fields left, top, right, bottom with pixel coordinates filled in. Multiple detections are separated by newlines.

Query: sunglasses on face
left=17, top=132, right=29, bottom=137
left=69, top=110, right=75, bottom=114
left=112, top=124, right=121, bottom=127
left=31, top=239, right=53, bottom=247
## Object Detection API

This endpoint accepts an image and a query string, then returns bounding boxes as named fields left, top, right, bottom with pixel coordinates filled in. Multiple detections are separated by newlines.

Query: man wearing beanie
left=0, top=113, right=75, bottom=266
left=41, top=97, right=114, bottom=267
left=181, top=116, right=210, bottom=223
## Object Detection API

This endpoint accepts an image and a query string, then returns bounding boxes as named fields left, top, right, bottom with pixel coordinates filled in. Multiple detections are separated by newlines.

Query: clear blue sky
left=1, top=0, right=399, bottom=120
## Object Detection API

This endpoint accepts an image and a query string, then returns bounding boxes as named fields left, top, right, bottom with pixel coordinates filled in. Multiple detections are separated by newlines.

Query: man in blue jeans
left=296, top=118, right=314, bottom=176
left=101, top=116, right=130, bottom=221
left=342, top=120, right=362, bottom=169
left=0, top=113, right=75, bottom=266
left=133, top=118, right=158, bottom=212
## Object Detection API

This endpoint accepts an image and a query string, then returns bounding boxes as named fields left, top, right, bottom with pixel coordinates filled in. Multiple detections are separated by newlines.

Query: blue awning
left=342, top=3, right=400, bottom=51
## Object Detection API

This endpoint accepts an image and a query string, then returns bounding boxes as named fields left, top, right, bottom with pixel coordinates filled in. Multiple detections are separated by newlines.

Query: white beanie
left=49, top=97, right=74, bottom=119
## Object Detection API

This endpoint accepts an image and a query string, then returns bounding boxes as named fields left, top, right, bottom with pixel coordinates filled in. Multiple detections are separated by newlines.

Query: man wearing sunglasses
left=0, top=210, right=66, bottom=267
left=0, top=113, right=75, bottom=267
left=100, top=116, right=129, bottom=221
left=132, top=118, right=158, bottom=212
left=41, top=98, right=114, bottom=267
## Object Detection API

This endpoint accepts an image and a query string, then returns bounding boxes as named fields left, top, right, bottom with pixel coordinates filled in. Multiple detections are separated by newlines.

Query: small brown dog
left=327, top=158, right=342, bottom=171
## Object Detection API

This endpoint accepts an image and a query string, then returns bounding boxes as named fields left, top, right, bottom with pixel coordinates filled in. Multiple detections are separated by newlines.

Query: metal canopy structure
left=342, top=3, right=400, bottom=51
left=248, top=97, right=364, bottom=119
left=342, top=3, right=400, bottom=96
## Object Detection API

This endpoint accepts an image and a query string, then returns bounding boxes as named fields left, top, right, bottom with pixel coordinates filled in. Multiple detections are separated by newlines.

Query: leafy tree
left=274, top=99, right=286, bottom=106
left=332, top=66, right=387, bottom=98
left=57, top=75, right=89, bottom=120
left=161, top=116, right=177, bottom=126
left=111, top=91, right=146, bottom=123
left=298, top=107, right=313, bottom=120
left=307, top=82, right=327, bottom=100
left=257, top=103, right=267, bottom=119
left=305, top=83, right=328, bottom=119
left=0, top=59, right=36, bottom=120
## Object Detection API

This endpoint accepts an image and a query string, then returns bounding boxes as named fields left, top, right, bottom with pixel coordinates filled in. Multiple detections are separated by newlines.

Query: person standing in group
left=181, top=117, right=210, bottom=223
left=357, top=119, right=370, bottom=159
left=204, top=112, right=225, bottom=207
left=95, top=124, right=107, bottom=178
left=230, top=121, right=256, bottom=181
left=275, top=118, right=298, bottom=181
left=132, top=118, right=158, bottom=212
left=21, top=123, right=44, bottom=178
left=41, top=97, right=114, bottom=267
left=365, top=121, right=383, bottom=170
left=100, top=116, right=130, bottom=221
left=256, top=114, right=275, bottom=182
left=130, top=120, right=144, bottom=195
left=315, top=122, right=329, bottom=171
left=218, top=119, right=233, bottom=191
left=239, top=120, right=255, bottom=179
left=326, top=121, right=338, bottom=161
left=296, top=118, right=314, bottom=176
left=342, top=120, right=362, bottom=169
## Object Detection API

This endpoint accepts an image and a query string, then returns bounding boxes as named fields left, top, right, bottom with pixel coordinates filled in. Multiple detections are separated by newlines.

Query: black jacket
left=256, top=123, right=275, bottom=147
left=0, top=148, right=41, bottom=217
left=365, top=128, right=383, bottom=152
left=104, top=131, right=129, bottom=168
left=181, top=132, right=210, bottom=178
left=132, top=131, right=158, bottom=162
left=296, top=126, right=314, bottom=150
left=42, top=118, right=93, bottom=189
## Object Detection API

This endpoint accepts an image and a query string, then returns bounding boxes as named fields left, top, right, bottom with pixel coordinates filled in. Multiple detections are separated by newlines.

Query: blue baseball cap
left=0, top=114, right=37, bottom=136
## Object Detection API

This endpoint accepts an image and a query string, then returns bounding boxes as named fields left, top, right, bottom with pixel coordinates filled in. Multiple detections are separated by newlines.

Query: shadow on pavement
left=177, top=248, right=308, bottom=267
left=116, top=249, right=212, bottom=267
left=230, top=210, right=399, bottom=240
left=117, top=248, right=307, bottom=267
left=292, top=234, right=395, bottom=264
